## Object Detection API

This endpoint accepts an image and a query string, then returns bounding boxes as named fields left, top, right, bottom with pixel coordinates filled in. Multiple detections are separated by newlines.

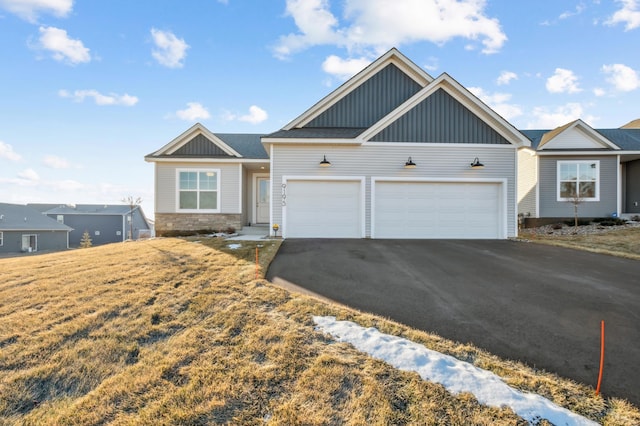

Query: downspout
left=617, top=154, right=622, bottom=216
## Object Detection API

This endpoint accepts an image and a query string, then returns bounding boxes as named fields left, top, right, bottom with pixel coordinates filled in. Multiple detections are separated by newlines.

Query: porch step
left=240, top=225, right=269, bottom=235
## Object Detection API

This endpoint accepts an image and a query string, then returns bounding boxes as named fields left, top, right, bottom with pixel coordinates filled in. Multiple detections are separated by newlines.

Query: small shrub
left=564, top=219, right=590, bottom=227
left=79, top=231, right=92, bottom=248
left=552, top=223, right=564, bottom=230
left=225, top=226, right=236, bottom=234
left=631, top=215, right=640, bottom=221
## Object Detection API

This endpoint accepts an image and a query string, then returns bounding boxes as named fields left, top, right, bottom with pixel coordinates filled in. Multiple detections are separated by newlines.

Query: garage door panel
left=286, top=180, right=361, bottom=238
left=374, top=182, right=501, bottom=239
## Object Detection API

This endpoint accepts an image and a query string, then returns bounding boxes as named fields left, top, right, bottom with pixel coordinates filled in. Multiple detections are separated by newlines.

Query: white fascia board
left=261, top=138, right=364, bottom=145
left=535, top=150, right=623, bottom=156
left=283, top=48, right=433, bottom=131
left=361, top=74, right=530, bottom=148
left=151, top=123, right=242, bottom=158
left=146, top=157, right=269, bottom=164
left=364, top=142, right=517, bottom=149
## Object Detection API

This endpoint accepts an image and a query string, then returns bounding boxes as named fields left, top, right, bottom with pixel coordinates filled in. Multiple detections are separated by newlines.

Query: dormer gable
left=146, top=123, right=242, bottom=158
left=361, top=73, right=530, bottom=147
left=538, top=120, right=619, bottom=150
left=284, top=48, right=434, bottom=130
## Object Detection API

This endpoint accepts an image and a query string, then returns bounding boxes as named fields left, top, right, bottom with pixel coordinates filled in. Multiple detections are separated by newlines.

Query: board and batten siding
left=155, top=162, right=242, bottom=214
left=538, top=156, right=617, bottom=217
left=271, top=144, right=517, bottom=237
left=517, top=149, right=537, bottom=217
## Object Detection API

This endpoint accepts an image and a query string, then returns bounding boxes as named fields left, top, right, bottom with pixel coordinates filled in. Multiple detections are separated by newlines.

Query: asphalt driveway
left=267, top=239, right=640, bottom=406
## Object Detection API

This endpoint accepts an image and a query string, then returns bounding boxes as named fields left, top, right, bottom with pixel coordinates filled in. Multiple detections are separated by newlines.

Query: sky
left=314, top=316, right=597, bottom=425
left=1, top=0, right=639, bottom=218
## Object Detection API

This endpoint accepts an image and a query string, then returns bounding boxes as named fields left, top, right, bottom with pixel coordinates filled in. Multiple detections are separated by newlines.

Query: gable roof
left=361, top=73, right=530, bottom=146
left=0, top=203, right=72, bottom=231
left=38, top=204, right=140, bottom=216
left=145, top=123, right=268, bottom=161
left=621, top=118, right=640, bottom=129
left=536, top=119, right=619, bottom=150
left=281, top=48, right=433, bottom=132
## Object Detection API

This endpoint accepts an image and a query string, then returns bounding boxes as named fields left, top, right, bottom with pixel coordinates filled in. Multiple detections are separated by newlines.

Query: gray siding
left=625, top=160, right=640, bottom=213
left=173, top=134, right=233, bottom=157
left=0, top=230, right=68, bottom=254
left=271, top=144, right=517, bottom=237
left=517, top=149, right=537, bottom=216
left=306, top=64, right=422, bottom=128
left=538, top=156, right=617, bottom=218
left=155, top=162, right=242, bottom=214
left=51, top=214, right=123, bottom=247
left=371, top=89, right=510, bottom=144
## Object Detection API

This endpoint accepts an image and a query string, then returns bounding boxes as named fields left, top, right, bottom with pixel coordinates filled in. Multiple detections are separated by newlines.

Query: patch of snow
left=227, top=243, right=242, bottom=250
left=313, top=316, right=598, bottom=426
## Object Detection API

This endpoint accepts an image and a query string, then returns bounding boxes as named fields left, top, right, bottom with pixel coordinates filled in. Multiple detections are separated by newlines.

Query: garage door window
left=177, top=169, right=220, bottom=211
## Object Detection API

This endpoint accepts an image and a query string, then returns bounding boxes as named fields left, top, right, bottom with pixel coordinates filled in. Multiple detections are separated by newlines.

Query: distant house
left=0, top=203, right=72, bottom=254
left=28, top=204, right=152, bottom=247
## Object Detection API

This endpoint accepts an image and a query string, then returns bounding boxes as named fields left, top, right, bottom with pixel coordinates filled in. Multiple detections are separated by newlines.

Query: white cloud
left=559, top=3, right=585, bottom=20
left=58, top=89, right=138, bottom=106
left=37, top=26, right=90, bottom=65
left=0, top=0, right=72, bottom=23
left=496, top=70, right=517, bottom=86
left=223, top=105, right=269, bottom=125
left=593, top=87, right=606, bottom=96
left=602, top=63, right=640, bottom=91
left=606, top=0, right=640, bottom=30
left=150, top=28, right=189, bottom=68
left=18, top=168, right=40, bottom=181
left=274, top=0, right=507, bottom=59
left=468, top=87, right=523, bottom=120
left=43, top=155, right=70, bottom=169
left=322, top=55, right=371, bottom=80
left=527, top=103, right=595, bottom=129
left=0, top=141, right=22, bottom=162
left=175, top=102, right=211, bottom=121
left=546, top=68, right=582, bottom=94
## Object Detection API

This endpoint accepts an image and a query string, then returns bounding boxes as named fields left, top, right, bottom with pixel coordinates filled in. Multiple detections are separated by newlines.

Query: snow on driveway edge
left=313, top=316, right=598, bottom=426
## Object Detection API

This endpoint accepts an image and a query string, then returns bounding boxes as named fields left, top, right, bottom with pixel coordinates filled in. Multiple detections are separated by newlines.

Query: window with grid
left=178, top=170, right=220, bottom=211
left=557, top=161, right=599, bottom=201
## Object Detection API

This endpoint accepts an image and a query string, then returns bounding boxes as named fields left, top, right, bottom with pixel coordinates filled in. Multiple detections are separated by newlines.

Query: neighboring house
left=0, top=203, right=72, bottom=254
left=147, top=48, right=530, bottom=239
left=28, top=204, right=152, bottom=247
left=518, top=119, right=640, bottom=224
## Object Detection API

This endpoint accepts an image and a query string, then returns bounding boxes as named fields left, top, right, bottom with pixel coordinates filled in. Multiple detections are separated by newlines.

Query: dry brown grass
left=521, top=227, right=640, bottom=260
left=1, top=237, right=638, bottom=425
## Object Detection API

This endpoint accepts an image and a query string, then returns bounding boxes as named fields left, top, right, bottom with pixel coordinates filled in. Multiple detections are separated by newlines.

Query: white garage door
left=285, top=180, right=362, bottom=238
left=374, top=181, right=502, bottom=239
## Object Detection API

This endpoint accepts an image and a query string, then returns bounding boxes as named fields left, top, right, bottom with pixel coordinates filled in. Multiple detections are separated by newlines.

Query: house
left=28, top=204, right=152, bottom=247
left=0, top=203, right=72, bottom=254
left=147, top=48, right=530, bottom=239
left=518, top=119, right=640, bottom=225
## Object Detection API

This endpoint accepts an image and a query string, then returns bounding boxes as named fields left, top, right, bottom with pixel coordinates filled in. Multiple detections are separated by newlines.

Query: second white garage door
left=285, top=180, right=363, bottom=238
left=373, top=181, right=502, bottom=239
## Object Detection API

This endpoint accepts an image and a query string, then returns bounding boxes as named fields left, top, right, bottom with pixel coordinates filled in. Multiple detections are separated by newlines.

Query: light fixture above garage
left=470, top=157, right=484, bottom=169
left=404, top=157, right=416, bottom=169
left=319, top=155, right=331, bottom=167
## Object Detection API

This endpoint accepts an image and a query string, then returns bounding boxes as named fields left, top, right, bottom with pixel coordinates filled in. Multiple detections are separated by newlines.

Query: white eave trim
left=364, top=142, right=517, bottom=149
left=359, top=73, right=531, bottom=148
left=261, top=138, right=364, bottom=145
left=145, top=157, right=269, bottom=163
left=283, top=48, right=433, bottom=131
left=538, top=119, right=621, bottom=151
left=150, top=122, right=242, bottom=158
left=536, top=150, right=627, bottom=156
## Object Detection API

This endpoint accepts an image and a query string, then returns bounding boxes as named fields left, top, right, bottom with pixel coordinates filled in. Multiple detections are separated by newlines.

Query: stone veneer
left=155, top=213, right=242, bottom=235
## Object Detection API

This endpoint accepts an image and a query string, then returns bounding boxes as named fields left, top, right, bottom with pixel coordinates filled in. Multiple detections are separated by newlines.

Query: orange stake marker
left=255, top=247, right=259, bottom=279
left=596, top=320, right=605, bottom=396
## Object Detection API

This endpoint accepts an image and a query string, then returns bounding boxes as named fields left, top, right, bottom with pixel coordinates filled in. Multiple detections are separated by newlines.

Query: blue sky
left=1, top=0, right=639, bottom=218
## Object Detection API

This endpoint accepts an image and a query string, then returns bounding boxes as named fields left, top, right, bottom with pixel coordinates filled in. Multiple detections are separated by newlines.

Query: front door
left=256, top=177, right=270, bottom=223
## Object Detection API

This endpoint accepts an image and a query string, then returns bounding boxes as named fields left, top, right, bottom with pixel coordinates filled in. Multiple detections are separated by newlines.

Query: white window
left=177, top=169, right=220, bottom=212
left=557, top=161, right=599, bottom=201
left=0, top=231, right=3, bottom=246
left=56, top=215, right=64, bottom=224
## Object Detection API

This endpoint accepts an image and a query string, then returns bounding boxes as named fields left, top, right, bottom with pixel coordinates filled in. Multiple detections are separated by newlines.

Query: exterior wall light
left=319, top=155, right=331, bottom=167
left=470, top=157, right=484, bottom=169
left=404, top=157, right=416, bottom=168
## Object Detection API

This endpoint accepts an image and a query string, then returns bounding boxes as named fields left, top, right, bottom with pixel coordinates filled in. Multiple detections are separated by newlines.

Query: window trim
left=556, top=160, right=600, bottom=202
left=176, top=168, right=221, bottom=213
left=0, top=231, right=3, bottom=247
